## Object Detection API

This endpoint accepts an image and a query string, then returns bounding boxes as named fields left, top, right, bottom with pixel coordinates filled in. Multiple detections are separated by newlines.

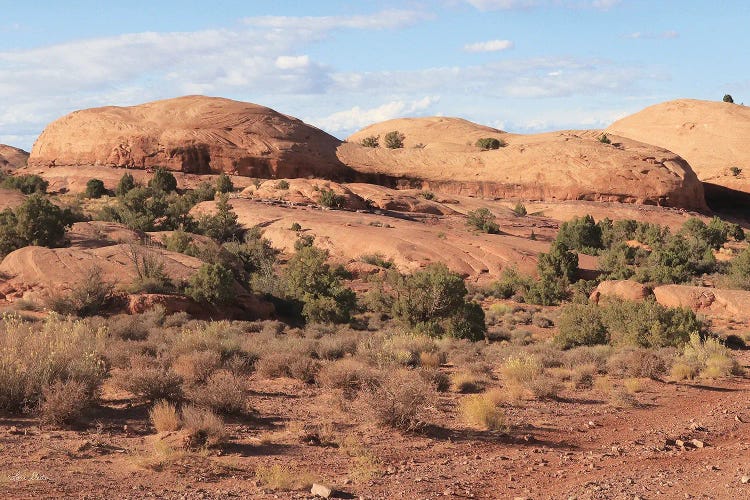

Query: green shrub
left=725, top=247, right=750, bottom=290
left=1, top=174, right=48, bottom=194
left=186, top=263, right=235, bottom=305
left=85, top=178, right=107, bottom=199
left=284, top=245, right=357, bottom=324
left=490, top=267, right=533, bottom=299
left=125, top=245, right=174, bottom=294
left=215, top=173, right=234, bottom=194
left=730, top=166, right=742, bottom=177
left=0, top=194, right=74, bottom=257
left=419, top=191, right=436, bottom=200
left=598, top=134, right=611, bottom=144
left=475, top=137, right=505, bottom=150
left=555, top=299, right=702, bottom=349
left=148, top=167, right=177, bottom=193
left=275, top=180, right=290, bottom=190
left=513, top=202, right=527, bottom=216
left=556, top=215, right=603, bottom=254
left=318, top=188, right=345, bottom=208
left=384, top=131, right=405, bottom=149
left=290, top=222, right=302, bottom=231
left=723, top=94, right=734, bottom=103
left=466, top=208, right=499, bottom=234
left=537, top=241, right=578, bottom=283
left=197, top=194, right=244, bottom=243
left=360, top=136, right=379, bottom=148
left=115, top=173, right=136, bottom=196
left=360, top=253, right=394, bottom=269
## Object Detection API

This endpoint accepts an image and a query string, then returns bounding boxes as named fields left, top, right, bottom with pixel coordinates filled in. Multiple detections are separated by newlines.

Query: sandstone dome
left=607, top=99, right=750, bottom=195
left=28, top=95, right=350, bottom=178
left=0, top=145, right=28, bottom=170
left=341, top=117, right=707, bottom=211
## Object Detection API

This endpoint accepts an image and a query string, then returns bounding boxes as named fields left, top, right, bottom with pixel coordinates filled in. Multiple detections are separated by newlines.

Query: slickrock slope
left=608, top=99, right=750, bottom=195
left=342, top=117, right=707, bottom=210
left=0, top=144, right=28, bottom=170
left=28, top=95, right=349, bottom=178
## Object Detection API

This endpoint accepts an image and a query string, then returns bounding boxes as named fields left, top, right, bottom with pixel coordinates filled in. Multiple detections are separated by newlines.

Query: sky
left=1, top=0, right=749, bottom=150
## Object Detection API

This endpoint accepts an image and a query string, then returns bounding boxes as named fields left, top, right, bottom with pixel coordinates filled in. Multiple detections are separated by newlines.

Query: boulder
left=653, top=284, right=750, bottom=321
left=590, top=280, right=652, bottom=303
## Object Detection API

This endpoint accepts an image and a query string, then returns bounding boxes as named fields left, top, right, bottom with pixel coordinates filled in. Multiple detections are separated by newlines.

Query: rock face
left=0, top=145, right=29, bottom=170
left=342, top=117, right=707, bottom=211
left=590, top=280, right=652, bottom=303
left=28, top=95, right=349, bottom=179
left=608, top=99, right=750, bottom=195
left=652, top=285, right=750, bottom=321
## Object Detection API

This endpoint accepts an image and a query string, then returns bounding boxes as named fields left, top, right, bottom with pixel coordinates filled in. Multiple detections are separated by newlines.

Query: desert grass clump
left=172, top=350, right=222, bottom=385
left=363, top=370, right=433, bottom=431
left=418, top=367, right=451, bottom=392
left=180, top=404, right=228, bottom=448
left=623, top=377, right=644, bottom=393
left=500, top=353, right=560, bottom=399
left=114, top=355, right=183, bottom=402
left=459, top=394, right=506, bottom=431
left=255, top=352, right=320, bottom=383
left=38, top=380, right=90, bottom=426
left=318, top=359, right=380, bottom=398
left=450, top=371, right=487, bottom=393
left=606, top=347, right=672, bottom=379
left=149, top=400, right=181, bottom=432
left=314, top=331, right=359, bottom=360
left=108, top=314, right=150, bottom=341
left=255, top=464, right=316, bottom=491
left=671, top=333, right=742, bottom=380
left=187, top=370, right=247, bottom=414
left=571, top=363, right=598, bottom=389
left=0, top=315, right=106, bottom=413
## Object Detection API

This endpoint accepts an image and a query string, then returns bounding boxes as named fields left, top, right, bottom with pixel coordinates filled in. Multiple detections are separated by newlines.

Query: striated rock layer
left=343, top=117, right=707, bottom=211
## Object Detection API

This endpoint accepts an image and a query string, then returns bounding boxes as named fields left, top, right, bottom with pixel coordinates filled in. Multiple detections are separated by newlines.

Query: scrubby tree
left=556, top=215, right=603, bottom=254
left=384, top=131, right=405, bottom=149
left=360, top=136, right=379, bottom=148
left=475, top=138, right=505, bottom=150
left=197, top=194, right=244, bottom=243
left=1, top=174, right=48, bottom=194
left=14, top=194, right=73, bottom=248
left=466, top=208, right=500, bottom=234
left=283, top=245, right=357, bottom=324
left=115, top=173, right=136, bottom=196
left=186, top=263, right=235, bottom=305
left=724, top=94, right=734, bottom=103
left=148, top=167, right=177, bottom=193
left=216, top=173, right=234, bottom=194
left=318, top=188, right=345, bottom=209
left=85, top=178, right=107, bottom=199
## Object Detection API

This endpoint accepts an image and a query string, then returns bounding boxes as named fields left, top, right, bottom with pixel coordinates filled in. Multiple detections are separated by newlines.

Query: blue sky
left=1, top=0, right=748, bottom=150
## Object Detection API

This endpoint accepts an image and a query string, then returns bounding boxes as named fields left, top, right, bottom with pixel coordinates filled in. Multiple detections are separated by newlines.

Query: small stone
left=675, top=439, right=686, bottom=448
left=741, top=476, right=750, bottom=484
left=311, top=483, right=332, bottom=498
left=691, top=439, right=705, bottom=448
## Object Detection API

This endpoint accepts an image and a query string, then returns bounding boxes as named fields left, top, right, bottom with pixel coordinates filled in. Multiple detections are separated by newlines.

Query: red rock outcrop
left=28, top=95, right=349, bottom=179
left=0, top=145, right=28, bottom=170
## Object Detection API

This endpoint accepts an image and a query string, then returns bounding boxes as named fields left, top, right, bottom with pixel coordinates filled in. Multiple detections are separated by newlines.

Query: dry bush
left=163, top=311, right=191, bottom=328
left=500, top=354, right=542, bottom=385
left=459, top=394, right=506, bottom=430
left=172, top=350, right=221, bottom=385
left=108, top=314, right=150, bottom=341
left=39, top=380, right=90, bottom=426
left=256, top=352, right=319, bottom=383
left=149, top=400, right=181, bottom=432
left=315, top=332, right=359, bottom=360
left=623, top=377, right=644, bottom=393
left=571, top=363, right=598, bottom=389
left=606, top=348, right=672, bottom=379
left=170, top=321, right=245, bottom=359
left=593, top=375, right=614, bottom=394
left=563, top=345, right=613, bottom=372
left=339, top=436, right=382, bottom=483
left=113, top=355, right=183, bottom=402
left=363, top=370, right=434, bottom=431
left=260, top=320, right=287, bottom=336
left=450, top=371, right=487, bottom=393
left=43, top=267, right=115, bottom=317
left=318, top=359, right=380, bottom=398
left=0, top=315, right=106, bottom=412
left=181, top=404, right=228, bottom=448
left=609, top=388, right=638, bottom=408
left=255, top=464, right=315, bottom=491
left=186, top=370, right=247, bottom=414
left=357, top=333, right=438, bottom=368
left=419, top=351, right=445, bottom=368
left=418, top=368, right=450, bottom=392
left=527, top=375, right=561, bottom=400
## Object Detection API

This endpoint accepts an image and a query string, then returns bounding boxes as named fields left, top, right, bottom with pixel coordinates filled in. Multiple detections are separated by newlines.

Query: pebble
left=741, top=476, right=750, bottom=484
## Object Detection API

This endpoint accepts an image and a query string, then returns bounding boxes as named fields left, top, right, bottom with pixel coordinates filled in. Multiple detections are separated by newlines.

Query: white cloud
left=243, top=10, right=429, bottom=31
left=465, top=0, right=622, bottom=10
left=463, top=39, right=514, bottom=52
left=312, top=96, right=439, bottom=134
left=623, top=30, right=679, bottom=39
left=275, top=55, right=311, bottom=70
